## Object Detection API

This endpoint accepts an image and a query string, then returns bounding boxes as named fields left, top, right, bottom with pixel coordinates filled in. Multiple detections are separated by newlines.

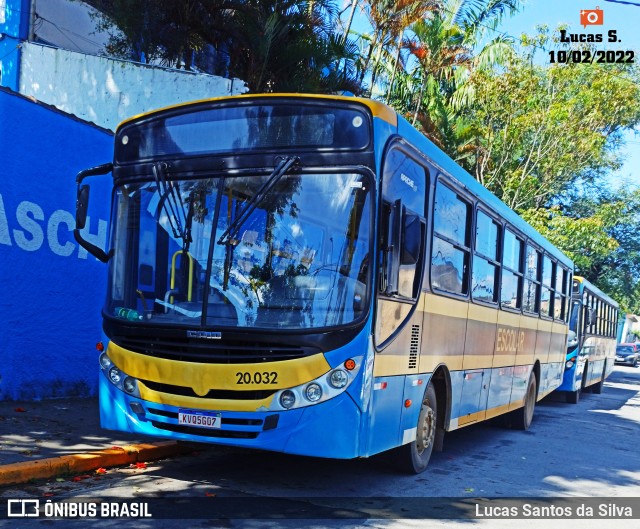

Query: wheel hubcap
left=417, top=400, right=436, bottom=454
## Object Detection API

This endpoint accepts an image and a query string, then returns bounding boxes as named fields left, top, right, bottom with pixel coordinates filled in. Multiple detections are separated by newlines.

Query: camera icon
left=580, top=7, right=603, bottom=28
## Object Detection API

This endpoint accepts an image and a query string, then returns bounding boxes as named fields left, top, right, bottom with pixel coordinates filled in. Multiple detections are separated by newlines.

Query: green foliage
left=521, top=189, right=640, bottom=314
left=464, top=48, right=640, bottom=210
left=520, top=206, right=619, bottom=274
left=85, top=0, right=362, bottom=93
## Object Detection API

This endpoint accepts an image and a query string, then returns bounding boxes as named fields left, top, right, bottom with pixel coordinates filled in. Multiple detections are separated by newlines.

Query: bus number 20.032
left=236, top=371, right=279, bottom=385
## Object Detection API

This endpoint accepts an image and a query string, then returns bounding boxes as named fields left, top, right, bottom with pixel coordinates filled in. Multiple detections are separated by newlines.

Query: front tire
left=509, top=372, right=537, bottom=430
left=393, top=382, right=438, bottom=474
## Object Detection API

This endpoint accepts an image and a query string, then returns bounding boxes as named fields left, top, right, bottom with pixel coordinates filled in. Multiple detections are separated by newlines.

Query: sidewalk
left=0, top=397, right=190, bottom=486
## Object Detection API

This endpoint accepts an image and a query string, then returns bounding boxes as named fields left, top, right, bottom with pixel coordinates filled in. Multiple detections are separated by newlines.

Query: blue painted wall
left=0, top=87, right=113, bottom=400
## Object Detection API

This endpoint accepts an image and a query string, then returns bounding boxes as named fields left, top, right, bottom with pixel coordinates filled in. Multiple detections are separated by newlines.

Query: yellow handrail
left=170, top=250, right=194, bottom=302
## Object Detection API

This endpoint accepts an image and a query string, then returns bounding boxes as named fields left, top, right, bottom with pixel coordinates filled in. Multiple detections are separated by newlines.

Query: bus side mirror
left=384, top=202, right=425, bottom=297
left=73, top=163, right=114, bottom=263
left=76, top=185, right=90, bottom=230
left=401, top=211, right=423, bottom=265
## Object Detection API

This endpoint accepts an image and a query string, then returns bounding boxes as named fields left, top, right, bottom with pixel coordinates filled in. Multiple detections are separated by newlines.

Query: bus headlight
left=565, top=359, right=576, bottom=370
left=270, top=356, right=362, bottom=411
left=305, top=383, right=322, bottom=402
left=328, top=369, right=348, bottom=389
left=280, top=390, right=296, bottom=409
left=123, top=377, right=137, bottom=394
left=99, top=353, right=113, bottom=370
left=109, top=367, right=122, bottom=384
left=99, top=350, right=141, bottom=398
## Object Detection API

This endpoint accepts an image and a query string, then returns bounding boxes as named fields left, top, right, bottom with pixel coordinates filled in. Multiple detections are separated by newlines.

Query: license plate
left=178, top=409, right=222, bottom=429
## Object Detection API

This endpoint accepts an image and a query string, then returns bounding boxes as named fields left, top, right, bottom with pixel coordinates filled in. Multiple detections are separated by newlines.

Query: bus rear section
left=556, top=277, right=618, bottom=403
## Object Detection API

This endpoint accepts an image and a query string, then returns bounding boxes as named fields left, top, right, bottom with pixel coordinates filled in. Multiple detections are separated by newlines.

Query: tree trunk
left=385, top=28, right=404, bottom=103
left=412, top=73, right=426, bottom=126
left=342, top=0, right=359, bottom=44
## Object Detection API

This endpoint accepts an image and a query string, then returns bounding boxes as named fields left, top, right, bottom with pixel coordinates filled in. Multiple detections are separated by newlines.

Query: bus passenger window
left=523, top=245, right=540, bottom=313
left=540, top=255, right=553, bottom=317
left=472, top=210, right=500, bottom=303
left=431, top=182, right=470, bottom=295
left=500, top=229, right=523, bottom=310
left=554, top=267, right=566, bottom=320
left=380, top=148, right=427, bottom=300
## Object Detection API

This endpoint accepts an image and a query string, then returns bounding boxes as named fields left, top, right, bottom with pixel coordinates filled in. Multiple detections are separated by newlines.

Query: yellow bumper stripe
left=108, top=342, right=331, bottom=395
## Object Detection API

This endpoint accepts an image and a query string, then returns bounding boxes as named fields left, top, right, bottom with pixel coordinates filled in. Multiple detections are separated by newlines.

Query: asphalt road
left=2, top=365, right=640, bottom=528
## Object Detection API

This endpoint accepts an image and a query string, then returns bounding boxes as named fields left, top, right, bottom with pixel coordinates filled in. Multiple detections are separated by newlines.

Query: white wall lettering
left=0, top=193, right=12, bottom=246
left=47, top=209, right=76, bottom=257
left=13, top=201, right=45, bottom=251
left=0, top=193, right=108, bottom=260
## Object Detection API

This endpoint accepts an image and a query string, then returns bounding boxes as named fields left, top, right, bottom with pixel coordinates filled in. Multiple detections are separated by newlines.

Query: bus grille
left=142, top=380, right=276, bottom=400
left=113, top=335, right=318, bottom=364
left=150, top=421, right=260, bottom=439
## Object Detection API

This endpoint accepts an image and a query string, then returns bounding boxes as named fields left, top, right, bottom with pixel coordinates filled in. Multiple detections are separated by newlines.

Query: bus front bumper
left=556, top=361, right=582, bottom=393
left=99, top=374, right=363, bottom=459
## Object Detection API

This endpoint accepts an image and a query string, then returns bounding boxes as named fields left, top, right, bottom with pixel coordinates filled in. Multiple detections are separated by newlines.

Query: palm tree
left=228, top=0, right=363, bottom=93
left=358, top=0, right=436, bottom=94
left=385, top=0, right=520, bottom=156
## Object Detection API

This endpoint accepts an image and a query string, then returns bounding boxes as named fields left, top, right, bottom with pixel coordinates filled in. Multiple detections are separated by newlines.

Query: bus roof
left=574, top=276, right=619, bottom=307
left=115, top=93, right=398, bottom=131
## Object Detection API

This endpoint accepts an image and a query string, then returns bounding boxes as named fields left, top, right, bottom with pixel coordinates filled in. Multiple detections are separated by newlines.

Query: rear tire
left=567, top=367, right=587, bottom=404
left=591, top=364, right=606, bottom=394
left=393, top=382, right=438, bottom=474
left=566, top=387, right=580, bottom=404
left=509, top=372, right=537, bottom=430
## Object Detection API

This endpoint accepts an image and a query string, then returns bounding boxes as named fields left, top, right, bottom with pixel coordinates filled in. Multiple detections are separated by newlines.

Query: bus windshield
left=106, top=172, right=372, bottom=330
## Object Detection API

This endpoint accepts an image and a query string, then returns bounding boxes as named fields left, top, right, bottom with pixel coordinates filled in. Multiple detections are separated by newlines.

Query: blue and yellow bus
left=556, top=277, right=618, bottom=403
left=74, top=94, right=574, bottom=473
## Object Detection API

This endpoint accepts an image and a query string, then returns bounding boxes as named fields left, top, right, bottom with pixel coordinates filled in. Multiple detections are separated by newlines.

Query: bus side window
left=431, top=180, right=471, bottom=295
left=472, top=210, right=500, bottom=304
left=554, top=266, right=566, bottom=321
left=523, top=245, right=541, bottom=314
left=540, top=255, right=554, bottom=318
left=501, top=228, right=523, bottom=310
left=380, top=147, right=427, bottom=300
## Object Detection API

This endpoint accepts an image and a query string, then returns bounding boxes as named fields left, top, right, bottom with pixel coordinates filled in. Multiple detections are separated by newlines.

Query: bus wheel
left=393, top=382, right=437, bottom=474
left=567, top=368, right=587, bottom=404
left=510, top=373, right=537, bottom=430
left=591, top=364, right=606, bottom=394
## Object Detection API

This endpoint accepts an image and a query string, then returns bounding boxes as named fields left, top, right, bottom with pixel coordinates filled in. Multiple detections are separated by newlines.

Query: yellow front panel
left=107, top=342, right=331, bottom=394
left=138, top=384, right=274, bottom=412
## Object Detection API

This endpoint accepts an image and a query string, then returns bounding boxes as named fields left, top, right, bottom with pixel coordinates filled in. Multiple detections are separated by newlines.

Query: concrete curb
left=0, top=441, right=191, bottom=487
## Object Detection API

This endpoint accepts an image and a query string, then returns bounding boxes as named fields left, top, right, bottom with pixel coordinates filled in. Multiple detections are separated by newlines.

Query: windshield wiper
left=217, top=156, right=299, bottom=246
left=153, top=162, right=191, bottom=246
